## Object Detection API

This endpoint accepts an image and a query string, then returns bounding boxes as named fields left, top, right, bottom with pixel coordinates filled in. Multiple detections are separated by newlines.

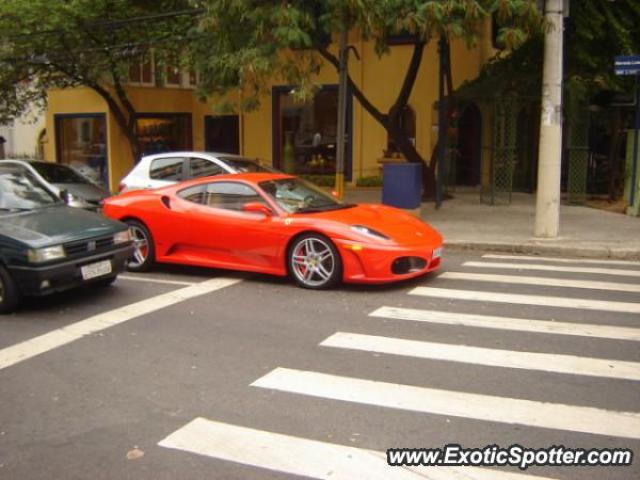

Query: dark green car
left=0, top=163, right=134, bottom=313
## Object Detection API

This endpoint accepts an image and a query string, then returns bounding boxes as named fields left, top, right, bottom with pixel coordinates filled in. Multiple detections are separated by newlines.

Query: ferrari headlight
left=28, top=245, right=66, bottom=263
left=113, top=230, right=132, bottom=245
left=350, top=225, right=390, bottom=240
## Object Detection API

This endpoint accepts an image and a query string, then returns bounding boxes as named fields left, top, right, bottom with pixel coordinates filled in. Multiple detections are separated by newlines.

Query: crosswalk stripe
left=409, top=287, right=640, bottom=314
left=438, top=271, right=640, bottom=293
left=320, top=332, right=640, bottom=381
left=369, top=306, right=640, bottom=342
left=0, top=278, right=241, bottom=371
left=463, top=261, right=640, bottom=278
left=483, top=254, right=640, bottom=267
left=252, top=368, right=640, bottom=439
left=159, top=417, right=558, bottom=480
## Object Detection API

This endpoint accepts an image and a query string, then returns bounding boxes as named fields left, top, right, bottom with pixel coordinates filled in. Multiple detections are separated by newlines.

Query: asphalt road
left=0, top=252, right=638, bottom=480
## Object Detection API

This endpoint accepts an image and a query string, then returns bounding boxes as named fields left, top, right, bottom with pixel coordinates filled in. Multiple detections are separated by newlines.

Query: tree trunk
left=316, top=41, right=437, bottom=196
left=90, top=83, right=141, bottom=165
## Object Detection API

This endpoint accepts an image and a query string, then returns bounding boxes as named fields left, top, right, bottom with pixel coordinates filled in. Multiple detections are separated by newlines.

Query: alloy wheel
left=291, top=237, right=336, bottom=288
left=128, top=225, right=149, bottom=269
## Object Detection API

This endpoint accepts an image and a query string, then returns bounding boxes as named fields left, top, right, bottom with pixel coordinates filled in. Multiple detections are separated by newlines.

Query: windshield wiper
left=296, top=206, right=327, bottom=213
left=296, top=203, right=356, bottom=213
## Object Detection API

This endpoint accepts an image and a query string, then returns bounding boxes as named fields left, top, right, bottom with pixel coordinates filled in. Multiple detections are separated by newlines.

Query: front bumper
left=8, top=244, right=134, bottom=296
left=335, top=239, right=442, bottom=284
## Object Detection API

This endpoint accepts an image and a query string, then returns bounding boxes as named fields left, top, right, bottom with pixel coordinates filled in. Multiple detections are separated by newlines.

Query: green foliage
left=565, top=0, right=640, bottom=93
left=0, top=0, right=193, bottom=124
left=456, top=33, right=544, bottom=99
left=458, top=0, right=640, bottom=102
left=356, top=175, right=383, bottom=187
left=190, top=1, right=542, bottom=111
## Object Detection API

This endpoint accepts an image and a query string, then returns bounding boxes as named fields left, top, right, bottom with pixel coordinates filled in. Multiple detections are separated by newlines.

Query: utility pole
left=534, top=0, right=564, bottom=237
left=334, top=24, right=349, bottom=200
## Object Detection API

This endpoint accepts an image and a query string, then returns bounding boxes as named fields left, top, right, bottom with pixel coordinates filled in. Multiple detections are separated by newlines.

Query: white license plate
left=81, top=260, right=112, bottom=280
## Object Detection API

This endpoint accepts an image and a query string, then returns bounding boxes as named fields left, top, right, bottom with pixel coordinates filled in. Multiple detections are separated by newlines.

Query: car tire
left=288, top=233, right=342, bottom=289
left=0, top=265, right=21, bottom=314
left=125, top=220, right=155, bottom=272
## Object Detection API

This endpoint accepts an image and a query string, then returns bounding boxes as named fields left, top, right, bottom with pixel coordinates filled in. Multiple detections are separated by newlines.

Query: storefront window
left=274, top=86, right=350, bottom=178
left=55, top=115, right=108, bottom=188
left=136, top=114, right=192, bottom=157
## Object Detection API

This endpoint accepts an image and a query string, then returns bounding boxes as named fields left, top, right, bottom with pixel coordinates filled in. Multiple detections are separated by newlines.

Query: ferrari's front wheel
left=125, top=220, right=155, bottom=272
left=288, top=234, right=342, bottom=289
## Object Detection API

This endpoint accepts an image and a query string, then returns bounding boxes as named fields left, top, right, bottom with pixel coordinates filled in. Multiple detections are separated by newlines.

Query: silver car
left=0, top=160, right=109, bottom=210
left=119, top=151, right=275, bottom=192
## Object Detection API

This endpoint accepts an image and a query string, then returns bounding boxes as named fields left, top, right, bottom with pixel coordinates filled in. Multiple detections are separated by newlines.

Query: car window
left=177, top=185, right=206, bottom=204
left=260, top=177, right=351, bottom=214
left=203, top=182, right=267, bottom=211
left=31, top=162, right=90, bottom=184
left=189, top=157, right=225, bottom=178
left=150, top=157, right=185, bottom=181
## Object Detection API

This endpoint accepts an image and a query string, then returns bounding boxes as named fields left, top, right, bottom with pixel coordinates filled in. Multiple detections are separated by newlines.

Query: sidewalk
left=345, top=188, right=640, bottom=260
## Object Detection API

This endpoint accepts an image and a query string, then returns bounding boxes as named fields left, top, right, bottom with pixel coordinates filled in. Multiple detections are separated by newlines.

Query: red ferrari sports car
left=102, top=173, right=443, bottom=289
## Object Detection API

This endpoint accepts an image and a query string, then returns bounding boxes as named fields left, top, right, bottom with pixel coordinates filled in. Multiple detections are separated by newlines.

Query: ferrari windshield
left=0, top=165, right=60, bottom=212
left=259, top=177, right=352, bottom=214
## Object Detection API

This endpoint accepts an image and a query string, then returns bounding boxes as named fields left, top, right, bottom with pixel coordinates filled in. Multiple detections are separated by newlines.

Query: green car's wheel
left=0, top=264, right=21, bottom=314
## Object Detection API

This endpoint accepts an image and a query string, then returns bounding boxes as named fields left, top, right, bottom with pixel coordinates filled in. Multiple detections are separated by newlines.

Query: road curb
left=443, top=240, right=640, bottom=260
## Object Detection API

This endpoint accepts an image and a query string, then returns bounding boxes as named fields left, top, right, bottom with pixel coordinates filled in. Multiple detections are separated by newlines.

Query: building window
left=187, top=69, right=199, bottom=88
left=128, top=52, right=154, bottom=86
left=55, top=114, right=108, bottom=188
left=205, top=115, right=239, bottom=154
left=165, top=53, right=182, bottom=86
left=386, top=105, right=416, bottom=155
left=273, top=85, right=351, bottom=179
left=136, top=113, right=192, bottom=157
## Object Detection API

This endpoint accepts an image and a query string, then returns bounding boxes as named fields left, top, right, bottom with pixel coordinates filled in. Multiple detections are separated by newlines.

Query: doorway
left=456, top=103, right=482, bottom=186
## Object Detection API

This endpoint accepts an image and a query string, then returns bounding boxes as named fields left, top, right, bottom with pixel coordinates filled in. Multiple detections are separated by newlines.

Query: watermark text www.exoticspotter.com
left=387, top=444, right=633, bottom=470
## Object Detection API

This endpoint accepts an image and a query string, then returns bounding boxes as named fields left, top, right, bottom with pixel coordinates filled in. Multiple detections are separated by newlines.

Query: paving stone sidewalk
left=345, top=188, right=640, bottom=260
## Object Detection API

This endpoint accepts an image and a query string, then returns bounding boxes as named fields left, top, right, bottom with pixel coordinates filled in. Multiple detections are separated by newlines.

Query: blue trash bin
left=382, top=162, right=423, bottom=209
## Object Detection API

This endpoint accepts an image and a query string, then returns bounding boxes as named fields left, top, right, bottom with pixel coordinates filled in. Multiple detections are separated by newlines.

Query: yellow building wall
left=46, top=24, right=489, bottom=190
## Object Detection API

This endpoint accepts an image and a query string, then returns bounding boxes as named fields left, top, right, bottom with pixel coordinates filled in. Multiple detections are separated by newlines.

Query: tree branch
left=316, top=46, right=387, bottom=125
left=392, top=40, right=425, bottom=113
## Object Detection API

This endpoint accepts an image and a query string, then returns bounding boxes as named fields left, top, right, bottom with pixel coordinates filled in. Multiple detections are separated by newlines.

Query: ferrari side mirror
left=242, top=202, right=272, bottom=216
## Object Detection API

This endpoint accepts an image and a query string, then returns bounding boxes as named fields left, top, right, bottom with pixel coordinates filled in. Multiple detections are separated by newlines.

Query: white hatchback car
left=119, top=151, right=275, bottom=192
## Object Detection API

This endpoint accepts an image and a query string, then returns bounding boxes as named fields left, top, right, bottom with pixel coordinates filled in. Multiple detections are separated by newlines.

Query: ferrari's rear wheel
left=289, top=234, right=341, bottom=289
left=125, top=220, right=155, bottom=272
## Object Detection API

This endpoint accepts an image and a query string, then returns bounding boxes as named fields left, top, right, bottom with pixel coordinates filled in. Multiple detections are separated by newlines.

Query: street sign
left=615, top=55, right=640, bottom=76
